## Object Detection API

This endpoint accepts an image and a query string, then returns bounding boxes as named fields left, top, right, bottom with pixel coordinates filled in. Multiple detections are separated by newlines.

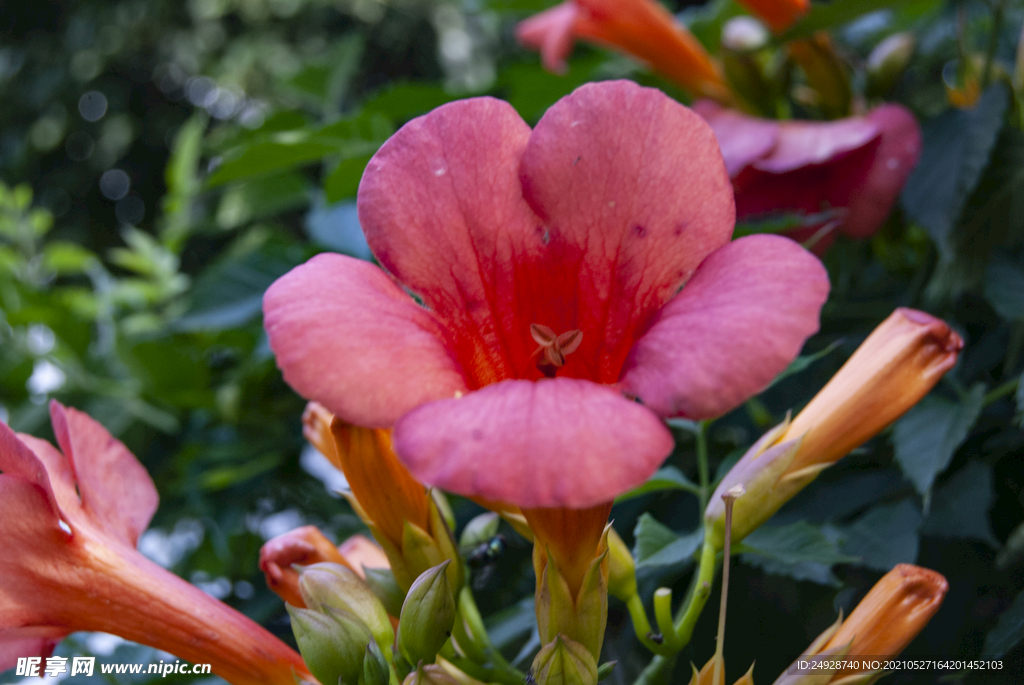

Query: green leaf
left=783, top=0, right=941, bottom=41
left=983, top=591, right=1024, bottom=658
left=323, top=153, right=374, bottom=203
left=741, top=521, right=856, bottom=566
left=633, top=514, right=703, bottom=568
left=1017, top=370, right=1024, bottom=427
left=208, top=112, right=392, bottom=186
left=615, top=466, right=700, bottom=503
left=835, top=499, right=921, bottom=571
left=984, top=257, right=1024, bottom=320
left=174, top=233, right=303, bottom=332
left=362, top=81, right=457, bottom=122
left=766, top=340, right=841, bottom=390
left=485, top=597, right=536, bottom=650
left=922, top=461, right=998, bottom=546
left=42, top=241, right=98, bottom=274
left=901, top=86, right=1009, bottom=259
left=215, top=171, right=309, bottom=230
left=893, top=384, right=986, bottom=496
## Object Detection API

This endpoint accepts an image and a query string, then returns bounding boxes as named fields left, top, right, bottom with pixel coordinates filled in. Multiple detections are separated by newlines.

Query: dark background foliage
left=2, top=1, right=1024, bottom=684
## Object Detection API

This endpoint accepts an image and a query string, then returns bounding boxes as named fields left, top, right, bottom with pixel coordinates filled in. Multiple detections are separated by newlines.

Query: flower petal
left=357, top=97, right=543, bottom=387
left=0, top=419, right=59, bottom=516
left=693, top=99, right=780, bottom=177
left=0, top=474, right=69, bottom=632
left=50, top=401, right=158, bottom=548
left=842, top=104, right=921, bottom=239
left=0, top=636, right=60, bottom=672
left=393, top=378, right=674, bottom=508
left=516, top=2, right=579, bottom=74
left=264, top=253, right=468, bottom=428
left=620, top=234, right=829, bottom=419
left=752, top=117, right=879, bottom=173
left=519, top=80, right=735, bottom=383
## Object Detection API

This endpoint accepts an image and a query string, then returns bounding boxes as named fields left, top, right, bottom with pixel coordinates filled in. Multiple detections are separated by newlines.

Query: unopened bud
left=398, top=560, right=456, bottom=665
left=531, top=635, right=598, bottom=685
left=606, top=528, right=636, bottom=601
left=298, top=562, right=393, bottom=654
left=364, top=566, right=406, bottom=617
left=402, top=664, right=461, bottom=685
left=363, top=640, right=392, bottom=685
left=459, top=512, right=500, bottom=550
left=867, top=33, right=915, bottom=94
left=287, top=604, right=373, bottom=685
left=722, top=16, right=769, bottom=52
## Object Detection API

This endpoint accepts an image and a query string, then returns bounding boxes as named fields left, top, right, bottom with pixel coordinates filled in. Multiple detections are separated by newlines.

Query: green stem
left=632, top=654, right=678, bottom=685
left=626, top=593, right=672, bottom=656
left=673, top=539, right=717, bottom=646
left=454, top=587, right=525, bottom=684
left=982, top=0, right=1008, bottom=87
left=984, top=377, right=1020, bottom=406
left=696, top=420, right=711, bottom=513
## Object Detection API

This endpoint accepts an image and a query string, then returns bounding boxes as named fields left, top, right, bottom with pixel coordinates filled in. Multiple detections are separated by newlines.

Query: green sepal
left=287, top=604, right=373, bottom=685
left=363, top=566, right=407, bottom=618
left=297, top=562, right=394, bottom=657
left=531, top=635, right=599, bottom=685
left=397, top=560, right=457, bottom=666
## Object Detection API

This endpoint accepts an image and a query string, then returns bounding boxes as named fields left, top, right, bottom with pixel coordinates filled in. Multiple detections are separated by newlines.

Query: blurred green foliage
left=4, top=0, right=1024, bottom=684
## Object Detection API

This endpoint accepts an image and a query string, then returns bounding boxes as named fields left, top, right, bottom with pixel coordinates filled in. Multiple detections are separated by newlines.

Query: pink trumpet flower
left=694, top=100, right=922, bottom=252
left=264, top=80, right=828, bottom=523
left=0, top=401, right=313, bottom=685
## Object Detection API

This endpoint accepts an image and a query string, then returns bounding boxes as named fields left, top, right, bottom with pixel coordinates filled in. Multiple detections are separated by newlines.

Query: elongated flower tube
left=774, top=564, right=948, bottom=684
left=0, top=401, right=312, bottom=685
left=517, top=0, right=734, bottom=103
left=695, top=100, right=922, bottom=253
left=707, top=308, right=962, bottom=547
left=260, top=527, right=389, bottom=607
left=736, top=0, right=809, bottom=34
left=265, top=80, right=829, bottom=653
left=306, top=403, right=461, bottom=591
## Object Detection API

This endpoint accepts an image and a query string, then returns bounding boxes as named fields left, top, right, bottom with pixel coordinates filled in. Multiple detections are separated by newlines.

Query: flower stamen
left=530, top=324, right=583, bottom=375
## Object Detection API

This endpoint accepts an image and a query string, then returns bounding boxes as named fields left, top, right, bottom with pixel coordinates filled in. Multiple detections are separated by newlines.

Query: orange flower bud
left=707, top=308, right=961, bottom=548
left=303, top=401, right=339, bottom=464
left=781, top=308, right=962, bottom=475
left=259, top=527, right=386, bottom=607
left=328, top=418, right=431, bottom=551
left=517, top=0, right=735, bottom=103
left=736, top=0, right=810, bottom=34
left=824, top=564, right=948, bottom=668
left=774, top=565, right=947, bottom=685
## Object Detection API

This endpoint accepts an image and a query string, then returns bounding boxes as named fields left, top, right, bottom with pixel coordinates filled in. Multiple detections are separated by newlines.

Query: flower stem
left=984, top=377, right=1020, bottom=406
left=626, top=593, right=673, bottom=655
left=983, top=0, right=1008, bottom=87
left=632, top=654, right=678, bottom=685
left=712, top=486, right=743, bottom=685
left=453, top=586, right=526, bottom=685
left=673, top=538, right=717, bottom=645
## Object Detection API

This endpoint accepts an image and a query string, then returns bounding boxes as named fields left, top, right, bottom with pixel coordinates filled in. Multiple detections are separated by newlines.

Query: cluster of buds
left=284, top=558, right=460, bottom=685
left=286, top=563, right=396, bottom=685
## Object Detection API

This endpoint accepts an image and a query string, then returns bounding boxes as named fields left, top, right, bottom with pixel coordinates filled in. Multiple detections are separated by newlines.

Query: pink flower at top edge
left=263, top=80, right=830, bottom=511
